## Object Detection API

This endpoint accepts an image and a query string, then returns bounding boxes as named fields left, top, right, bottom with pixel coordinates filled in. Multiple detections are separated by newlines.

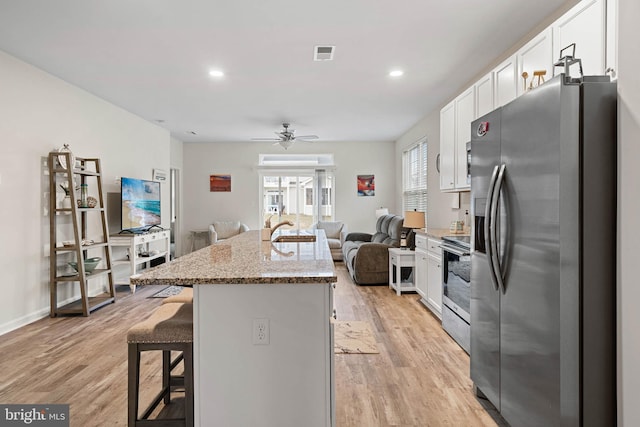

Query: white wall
left=182, top=140, right=396, bottom=246
left=618, top=0, right=639, bottom=424
left=0, top=50, right=171, bottom=334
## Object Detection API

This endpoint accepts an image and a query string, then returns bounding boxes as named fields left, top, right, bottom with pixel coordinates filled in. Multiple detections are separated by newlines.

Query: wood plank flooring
left=0, top=264, right=505, bottom=426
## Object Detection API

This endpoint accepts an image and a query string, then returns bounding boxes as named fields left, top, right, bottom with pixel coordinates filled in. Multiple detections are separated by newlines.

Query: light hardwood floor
left=0, top=264, right=505, bottom=426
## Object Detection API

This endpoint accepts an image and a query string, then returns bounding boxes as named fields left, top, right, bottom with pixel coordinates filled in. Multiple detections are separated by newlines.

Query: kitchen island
left=131, top=229, right=337, bottom=427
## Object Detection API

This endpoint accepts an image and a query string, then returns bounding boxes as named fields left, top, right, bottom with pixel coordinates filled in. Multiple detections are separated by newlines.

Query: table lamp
left=375, top=207, right=389, bottom=218
left=403, top=210, right=425, bottom=250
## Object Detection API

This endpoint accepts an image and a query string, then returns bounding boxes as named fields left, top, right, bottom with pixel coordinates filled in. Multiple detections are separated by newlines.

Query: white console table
left=110, top=229, right=170, bottom=291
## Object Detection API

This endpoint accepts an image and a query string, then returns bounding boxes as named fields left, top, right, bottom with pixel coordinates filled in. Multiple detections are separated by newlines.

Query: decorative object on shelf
left=56, top=143, right=75, bottom=170
left=79, top=183, right=88, bottom=207
left=152, top=168, right=167, bottom=182
left=209, top=174, right=231, bottom=192
left=69, top=257, right=102, bottom=274
left=403, top=210, right=426, bottom=250
left=522, top=71, right=529, bottom=92
left=78, top=196, right=97, bottom=208
left=554, top=43, right=584, bottom=79
left=58, top=183, right=72, bottom=210
left=532, top=70, right=546, bottom=87
left=357, top=174, right=375, bottom=196
left=449, top=220, right=465, bottom=234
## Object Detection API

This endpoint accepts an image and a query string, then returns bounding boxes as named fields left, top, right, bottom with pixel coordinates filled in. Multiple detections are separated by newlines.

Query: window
left=403, top=138, right=428, bottom=212
left=258, top=155, right=335, bottom=229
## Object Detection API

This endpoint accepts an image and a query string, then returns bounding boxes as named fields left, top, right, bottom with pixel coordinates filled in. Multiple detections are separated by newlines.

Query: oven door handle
left=439, top=245, right=470, bottom=257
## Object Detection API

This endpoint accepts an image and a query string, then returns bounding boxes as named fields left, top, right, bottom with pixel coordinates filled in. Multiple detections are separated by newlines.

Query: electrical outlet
left=252, top=318, right=270, bottom=345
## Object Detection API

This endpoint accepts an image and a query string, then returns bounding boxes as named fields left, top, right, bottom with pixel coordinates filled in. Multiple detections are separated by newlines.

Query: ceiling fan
left=251, top=123, right=319, bottom=149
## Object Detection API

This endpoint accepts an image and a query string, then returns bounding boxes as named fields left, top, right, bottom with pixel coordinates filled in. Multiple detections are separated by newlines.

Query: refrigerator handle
left=484, top=165, right=500, bottom=292
left=490, top=164, right=506, bottom=294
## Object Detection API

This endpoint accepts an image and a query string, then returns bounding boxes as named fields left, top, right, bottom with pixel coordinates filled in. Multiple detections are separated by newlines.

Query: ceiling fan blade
left=251, top=137, right=282, bottom=141
left=295, top=135, right=319, bottom=140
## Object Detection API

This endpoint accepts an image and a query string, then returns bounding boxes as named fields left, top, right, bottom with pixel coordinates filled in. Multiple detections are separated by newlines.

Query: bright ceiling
left=0, top=0, right=575, bottom=144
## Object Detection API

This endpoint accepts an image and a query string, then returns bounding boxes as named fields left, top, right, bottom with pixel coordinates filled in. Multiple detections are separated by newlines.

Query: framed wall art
left=210, top=174, right=231, bottom=192
left=357, top=174, right=375, bottom=196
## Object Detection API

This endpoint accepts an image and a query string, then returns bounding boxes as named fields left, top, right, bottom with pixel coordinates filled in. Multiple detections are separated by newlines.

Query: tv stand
left=110, top=229, right=170, bottom=292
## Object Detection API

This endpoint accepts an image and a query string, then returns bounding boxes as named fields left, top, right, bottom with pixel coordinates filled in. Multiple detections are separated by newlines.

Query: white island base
left=193, top=282, right=335, bottom=427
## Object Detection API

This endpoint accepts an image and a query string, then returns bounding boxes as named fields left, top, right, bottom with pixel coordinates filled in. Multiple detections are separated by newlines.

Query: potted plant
left=59, top=183, right=72, bottom=210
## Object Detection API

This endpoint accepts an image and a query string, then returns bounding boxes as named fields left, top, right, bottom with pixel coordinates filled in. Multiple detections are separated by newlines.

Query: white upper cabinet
left=454, top=87, right=474, bottom=190
left=517, top=28, right=554, bottom=96
left=605, top=0, right=617, bottom=78
left=475, top=72, right=494, bottom=120
left=440, top=87, right=475, bottom=192
left=439, top=100, right=456, bottom=191
left=553, top=0, right=606, bottom=78
left=493, top=54, right=518, bottom=108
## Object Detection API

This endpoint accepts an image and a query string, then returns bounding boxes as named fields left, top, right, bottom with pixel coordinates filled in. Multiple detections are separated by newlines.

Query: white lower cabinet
left=415, top=247, right=428, bottom=298
left=415, top=233, right=442, bottom=319
left=427, top=252, right=443, bottom=316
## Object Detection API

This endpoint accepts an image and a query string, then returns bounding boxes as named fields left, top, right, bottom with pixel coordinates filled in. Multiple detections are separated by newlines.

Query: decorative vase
left=60, top=195, right=72, bottom=211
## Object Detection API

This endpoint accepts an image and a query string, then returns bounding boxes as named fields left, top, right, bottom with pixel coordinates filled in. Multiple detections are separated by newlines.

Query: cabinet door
left=605, top=0, right=617, bottom=79
left=517, top=27, right=553, bottom=96
left=414, top=248, right=428, bottom=298
left=493, top=55, right=517, bottom=108
left=553, top=0, right=606, bottom=77
left=455, top=87, right=475, bottom=190
left=475, top=72, right=494, bottom=119
left=427, top=253, right=442, bottom=315
left=439, top=100, right=456, bottom=191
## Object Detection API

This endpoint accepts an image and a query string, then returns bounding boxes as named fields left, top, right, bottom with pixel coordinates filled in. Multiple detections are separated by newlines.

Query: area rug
left=334, top=320, right=379, bottom=354
left=150, top=285, right=185, bottom=298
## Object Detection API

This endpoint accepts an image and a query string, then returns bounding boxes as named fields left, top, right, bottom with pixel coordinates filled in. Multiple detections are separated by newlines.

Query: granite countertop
left=416, top=228, right=471, bottom=240
left=130, top=229, right=337, bottom=286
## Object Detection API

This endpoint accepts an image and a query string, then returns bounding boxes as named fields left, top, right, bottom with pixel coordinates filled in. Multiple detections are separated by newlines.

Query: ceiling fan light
left=209, top=69, right=224, bottom=78
left=389, top=70, right=404, bottom=77
left=280, top=139, right=294, bottom=150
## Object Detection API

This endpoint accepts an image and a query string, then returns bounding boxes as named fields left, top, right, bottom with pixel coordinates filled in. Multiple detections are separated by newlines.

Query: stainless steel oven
left=441, top=235, right=471, bottom=353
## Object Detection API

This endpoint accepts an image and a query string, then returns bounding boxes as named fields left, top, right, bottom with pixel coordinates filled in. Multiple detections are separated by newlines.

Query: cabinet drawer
left=427, top=238, right=442, bottom=255
left=415, top=234, right=428, bottom=250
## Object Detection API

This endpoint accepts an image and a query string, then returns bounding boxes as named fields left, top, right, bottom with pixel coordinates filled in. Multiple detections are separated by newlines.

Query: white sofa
left=312, top=221, right=348, bottom=261
left=209, top=221, right=249, bottom=244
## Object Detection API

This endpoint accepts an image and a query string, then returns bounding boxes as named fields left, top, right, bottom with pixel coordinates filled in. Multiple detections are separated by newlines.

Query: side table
left=388, top=247, right=416, bottom=295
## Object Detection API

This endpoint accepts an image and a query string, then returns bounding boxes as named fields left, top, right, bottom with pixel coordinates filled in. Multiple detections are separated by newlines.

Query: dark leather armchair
left=341, top=214, right=406, bottom=285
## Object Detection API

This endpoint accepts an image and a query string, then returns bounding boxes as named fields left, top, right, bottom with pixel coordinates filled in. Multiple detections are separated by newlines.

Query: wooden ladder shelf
left=48, top=152, right=116, bottom=316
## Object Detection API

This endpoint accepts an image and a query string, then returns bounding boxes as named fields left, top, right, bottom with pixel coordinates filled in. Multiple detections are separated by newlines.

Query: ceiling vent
left=314, top=46, right=335, bottom=61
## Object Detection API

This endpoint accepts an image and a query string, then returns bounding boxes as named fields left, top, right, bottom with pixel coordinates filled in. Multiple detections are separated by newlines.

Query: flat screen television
left=120, top=177, right=161, bottom=232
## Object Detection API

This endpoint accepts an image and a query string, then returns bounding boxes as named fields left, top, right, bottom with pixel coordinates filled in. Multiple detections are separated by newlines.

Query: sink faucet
left=271, top=220, right=294, bottom=236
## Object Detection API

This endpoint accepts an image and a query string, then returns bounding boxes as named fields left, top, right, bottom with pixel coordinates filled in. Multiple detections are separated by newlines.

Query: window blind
left=403, top=138, right=428, bottom=213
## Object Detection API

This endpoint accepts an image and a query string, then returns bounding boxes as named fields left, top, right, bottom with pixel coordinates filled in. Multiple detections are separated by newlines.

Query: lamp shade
left=375, top=207, right=389, bottom=218
left=403, top=210, right=425, bottom=229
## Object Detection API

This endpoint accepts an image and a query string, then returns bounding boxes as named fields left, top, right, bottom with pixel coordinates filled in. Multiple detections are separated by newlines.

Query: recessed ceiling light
left=389, top=70, right=404, bottom=77
left=209, top=70, right=224, bottom=78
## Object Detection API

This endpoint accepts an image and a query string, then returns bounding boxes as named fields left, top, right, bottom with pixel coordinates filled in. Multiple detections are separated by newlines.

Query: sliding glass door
left=260, top=170, right=333, bottom=230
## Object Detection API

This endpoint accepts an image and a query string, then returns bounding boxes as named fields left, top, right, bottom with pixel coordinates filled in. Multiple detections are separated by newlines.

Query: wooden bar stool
left=127, top=302, right=193, bottom=427
left=161, top=287, right=193, bottom=305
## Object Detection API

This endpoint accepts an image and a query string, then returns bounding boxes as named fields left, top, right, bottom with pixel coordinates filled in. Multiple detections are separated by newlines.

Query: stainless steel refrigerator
left=470, top=74, right=616, bottom=426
